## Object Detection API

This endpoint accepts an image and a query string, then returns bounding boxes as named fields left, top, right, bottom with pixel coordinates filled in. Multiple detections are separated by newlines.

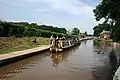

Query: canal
left=0, top=40, right=120, bottom=80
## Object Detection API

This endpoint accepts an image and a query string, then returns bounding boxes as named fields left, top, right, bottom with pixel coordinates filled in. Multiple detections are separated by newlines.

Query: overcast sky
left=0, top=0, right=100, bottom=34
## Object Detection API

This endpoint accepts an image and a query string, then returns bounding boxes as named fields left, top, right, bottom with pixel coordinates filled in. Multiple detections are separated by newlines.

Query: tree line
left=93, top=0, right=120, bottom=41
left=0, top=21, right=67, bottom=37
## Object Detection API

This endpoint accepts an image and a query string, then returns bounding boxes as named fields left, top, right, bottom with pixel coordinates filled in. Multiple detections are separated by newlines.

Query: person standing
left=33, top=37, right=37, bottom=43
left=50, top=35, right=54, bottom=47
left=55, top=36, right=59, bottom=47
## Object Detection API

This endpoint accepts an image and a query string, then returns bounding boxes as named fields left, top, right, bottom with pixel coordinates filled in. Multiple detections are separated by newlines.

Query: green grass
left=0, top=47, right=28, bottom=54
left=0, top=37, right=49, bottom=54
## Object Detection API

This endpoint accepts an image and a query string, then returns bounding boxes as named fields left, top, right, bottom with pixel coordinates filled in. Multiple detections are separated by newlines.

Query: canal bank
left=0, top=45, right=49, bottom=67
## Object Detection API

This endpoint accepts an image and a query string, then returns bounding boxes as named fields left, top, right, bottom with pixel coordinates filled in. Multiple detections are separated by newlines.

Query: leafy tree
left=71, top=28, right=80, bottom=36
left=67, top=30, right=71, bottom=35
left=88, top=34, right=93, bottom=36
left=0, top=21, right=67, bottom=38
left=93, top=0, right=120, bottom=23
left=93, top=0, right=120, bottom=41
left=84, top=31, right=87, bottom=36
left=93, top=23, right=111, bottom=36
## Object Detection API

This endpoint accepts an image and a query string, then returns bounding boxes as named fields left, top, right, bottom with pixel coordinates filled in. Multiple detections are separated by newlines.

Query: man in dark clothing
left=55, top=36, right=59, bottom=48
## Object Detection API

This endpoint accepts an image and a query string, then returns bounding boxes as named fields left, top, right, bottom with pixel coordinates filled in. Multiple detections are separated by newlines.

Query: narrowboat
left=50, top=37, right=81, bottom=53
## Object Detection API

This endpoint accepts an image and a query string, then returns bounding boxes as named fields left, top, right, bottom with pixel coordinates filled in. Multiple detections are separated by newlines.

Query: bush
left=0, top=21, right=67, bottom=38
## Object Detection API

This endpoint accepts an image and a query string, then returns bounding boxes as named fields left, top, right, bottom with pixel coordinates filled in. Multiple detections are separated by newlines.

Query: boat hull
left=50, top=48, right=63, bottom=53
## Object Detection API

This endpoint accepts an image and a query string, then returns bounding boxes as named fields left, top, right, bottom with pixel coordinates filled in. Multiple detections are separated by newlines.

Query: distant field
left=0, top=37, right=49, bottom=54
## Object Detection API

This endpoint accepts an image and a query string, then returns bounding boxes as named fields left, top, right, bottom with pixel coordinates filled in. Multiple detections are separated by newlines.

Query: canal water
left=0, top=40, right=120, bottom=80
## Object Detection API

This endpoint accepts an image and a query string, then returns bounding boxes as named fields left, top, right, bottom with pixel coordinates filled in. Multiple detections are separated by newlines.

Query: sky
left=0, top=0, right=100, bottom=34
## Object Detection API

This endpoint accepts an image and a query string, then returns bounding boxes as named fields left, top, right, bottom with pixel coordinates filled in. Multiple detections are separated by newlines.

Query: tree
left=93, top=0, right=120, bottom=41
left=71, top=28, right=80, bottom=36
left=93, top=0, right=120, bottom=23
left=84, top=31, right=87, bottom=36
left=93, top=23, right=111, bottom=36
left=67, top=30, right=71, bottom=35
left=0, top=21, right=68, bottom=37
left=88, top=34, right=93, bottom=36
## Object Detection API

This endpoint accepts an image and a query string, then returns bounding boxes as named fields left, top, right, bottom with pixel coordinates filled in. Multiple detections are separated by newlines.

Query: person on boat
left=50, top=35, right=54, bottom=47
left=55, top=36, right=59, bottom=48
left=58, top=38, right=62, bottom=49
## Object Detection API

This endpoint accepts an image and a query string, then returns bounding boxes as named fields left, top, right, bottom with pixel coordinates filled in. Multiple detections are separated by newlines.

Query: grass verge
left=0, top=37, right=49, bottom=54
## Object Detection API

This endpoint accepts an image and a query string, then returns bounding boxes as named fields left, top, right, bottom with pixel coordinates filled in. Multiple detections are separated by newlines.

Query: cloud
left=28, top=0, right=94, bottom=15
left=0, top=0, right=99, bottom=34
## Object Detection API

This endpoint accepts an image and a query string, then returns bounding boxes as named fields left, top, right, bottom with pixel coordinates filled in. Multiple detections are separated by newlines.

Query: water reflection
left=93, top=40, right=120, bottom=80
left=93, top=41, right=112, bottom=51
left=0, top=63, right=29, bottom=80
left=0, top=52, right=49, bottom=80
left=50, top=45, right=80, bottom=68
left=83, top=40, right=87, bottom=45
left=50, top=53, right=63, bottom=68
left=109, top=49, right=117, bottom=76
left=93, top=41, right=119, bottom=70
